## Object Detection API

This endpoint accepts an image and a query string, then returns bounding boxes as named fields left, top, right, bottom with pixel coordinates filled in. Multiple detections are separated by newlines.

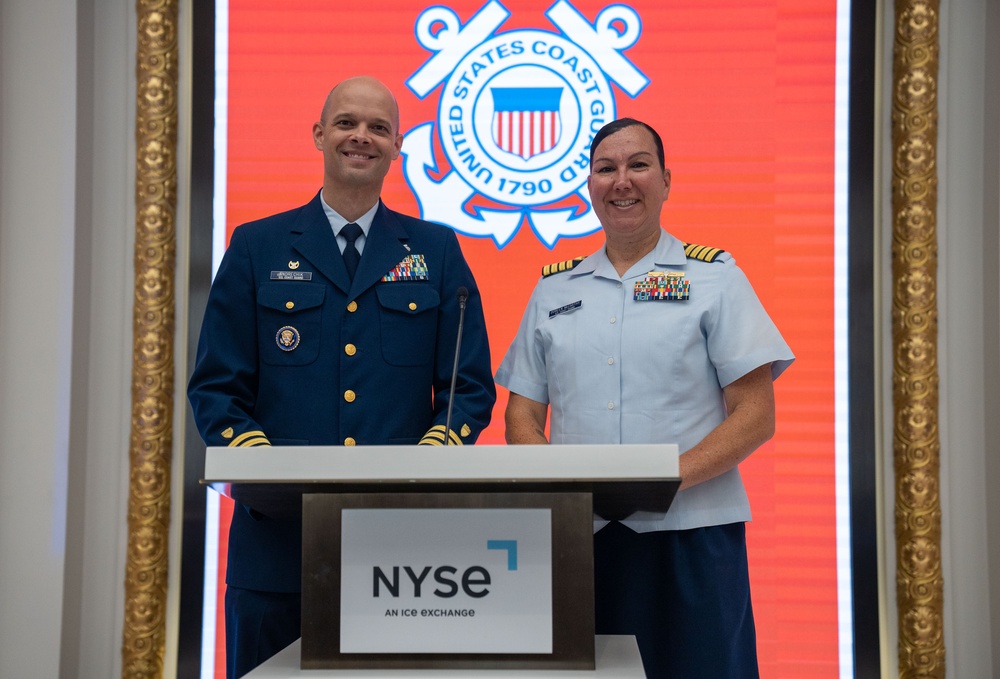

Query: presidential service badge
left=402, top=0, right=649, bottom=249
left=276, top=325, right=301, bottom=351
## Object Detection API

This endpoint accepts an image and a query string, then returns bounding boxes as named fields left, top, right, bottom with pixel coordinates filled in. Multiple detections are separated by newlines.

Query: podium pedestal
left=245, top=636, right=646, bottom=678
left=204, top=444, right=678, bottom=672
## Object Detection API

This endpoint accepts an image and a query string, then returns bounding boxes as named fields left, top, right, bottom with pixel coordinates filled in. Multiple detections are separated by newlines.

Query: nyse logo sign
left=373, top=538, right=519, bottom=603
left=402, top=0, right=649, bottom=248
left=340, top=509, right=551, bottom=654
left=374, top=563, right=493, bottom=599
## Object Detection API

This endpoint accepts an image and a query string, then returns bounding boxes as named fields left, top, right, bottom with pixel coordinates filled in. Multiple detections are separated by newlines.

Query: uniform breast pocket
left=257, top=282, right=325, bottom=366
left=375, top=283, right=440, bottom=366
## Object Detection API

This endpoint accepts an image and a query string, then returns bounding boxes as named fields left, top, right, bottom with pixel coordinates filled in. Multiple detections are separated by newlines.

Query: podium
left=203, top=444, right=679, bottom=673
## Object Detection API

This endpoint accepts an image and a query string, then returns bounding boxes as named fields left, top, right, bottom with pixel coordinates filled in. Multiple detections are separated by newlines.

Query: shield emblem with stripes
left=491, top=87, right=564, bottom=160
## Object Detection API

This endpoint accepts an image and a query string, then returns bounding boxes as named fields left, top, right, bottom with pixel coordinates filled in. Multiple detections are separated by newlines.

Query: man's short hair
left=589, top=118, right=665, bottom=170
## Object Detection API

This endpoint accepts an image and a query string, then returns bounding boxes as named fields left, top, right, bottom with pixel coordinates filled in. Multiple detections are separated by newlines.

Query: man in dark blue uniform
left=188, top=75, right=496, bottom=678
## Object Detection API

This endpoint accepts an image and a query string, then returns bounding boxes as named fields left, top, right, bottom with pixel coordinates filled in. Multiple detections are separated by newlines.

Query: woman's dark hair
left=589, top=118, right=665, bottom=170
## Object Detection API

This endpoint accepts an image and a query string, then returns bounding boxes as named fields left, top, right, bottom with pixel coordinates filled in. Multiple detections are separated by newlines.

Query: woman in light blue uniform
left=496, top=118, right=793, bottom=678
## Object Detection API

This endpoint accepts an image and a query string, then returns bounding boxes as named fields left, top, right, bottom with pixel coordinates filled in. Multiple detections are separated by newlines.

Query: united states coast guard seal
left=438, top=31, right=613, bottom=205
left=402, top=0, right=650, bottom=248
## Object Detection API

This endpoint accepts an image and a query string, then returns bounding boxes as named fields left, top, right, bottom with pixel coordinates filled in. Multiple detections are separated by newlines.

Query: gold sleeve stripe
left=683, top=242, right=725, bottom=263
left=233, top=436, right=270, bottom=448
left=418, top=437, right=444, bottom=446
left=228, top=430, right=270, bottom=447
left=420, top=425, right=466, bottom=446
left=420, top=427, right=446, bottom=445
left=541, top=256, right=585, bottom=277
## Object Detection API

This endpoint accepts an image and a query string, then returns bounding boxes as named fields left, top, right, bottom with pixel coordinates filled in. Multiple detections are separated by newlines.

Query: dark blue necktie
left=341, top=222, right=362, bottom=280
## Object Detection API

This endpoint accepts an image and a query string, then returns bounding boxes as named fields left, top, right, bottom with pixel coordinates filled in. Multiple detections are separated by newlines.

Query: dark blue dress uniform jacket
left=188, top=192, right=496, bottom=593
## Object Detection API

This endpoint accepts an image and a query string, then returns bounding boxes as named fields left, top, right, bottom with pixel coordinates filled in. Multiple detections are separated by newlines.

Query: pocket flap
left=375, top=284, right=440, bottom=314
left=257, top=282, right=326, bottom=312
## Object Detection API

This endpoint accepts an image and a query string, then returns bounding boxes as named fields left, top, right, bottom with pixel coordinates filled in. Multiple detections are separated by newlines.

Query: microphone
left=443, top=287, right=469, bottom=446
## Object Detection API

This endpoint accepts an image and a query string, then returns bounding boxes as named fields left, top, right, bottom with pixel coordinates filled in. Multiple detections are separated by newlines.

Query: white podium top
left=245, top=636, right=646, bottom=678
left=202, top=443, right=680, bottom=518
left=204, top=443, right=679, bottom=483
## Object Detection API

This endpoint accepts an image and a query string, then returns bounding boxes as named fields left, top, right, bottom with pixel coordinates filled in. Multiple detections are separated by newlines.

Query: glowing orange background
left=217, top=1, right=839, bottom=676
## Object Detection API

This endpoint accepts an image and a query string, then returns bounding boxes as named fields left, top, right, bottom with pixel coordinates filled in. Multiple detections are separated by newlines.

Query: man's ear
left=312, top=121, right=324, bottom=151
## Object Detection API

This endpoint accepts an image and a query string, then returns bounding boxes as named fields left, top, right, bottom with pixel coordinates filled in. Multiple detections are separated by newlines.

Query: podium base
left=245, top=636, right=645, bottom=677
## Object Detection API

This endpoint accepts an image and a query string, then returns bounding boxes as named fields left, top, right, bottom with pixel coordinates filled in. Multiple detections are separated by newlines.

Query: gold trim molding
left=123, top=1, right=178, bottom=677
left=891, top=1, right=945, bottom=676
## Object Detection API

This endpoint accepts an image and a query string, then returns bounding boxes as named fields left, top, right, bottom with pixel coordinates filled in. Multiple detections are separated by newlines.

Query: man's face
left=312, top=78, right=404, bottom=191
left=587, top=125, right=671, bottom=241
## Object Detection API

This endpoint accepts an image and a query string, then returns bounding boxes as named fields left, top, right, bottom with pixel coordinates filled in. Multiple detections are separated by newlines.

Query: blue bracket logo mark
left=487, top=540, right=518, bottom=570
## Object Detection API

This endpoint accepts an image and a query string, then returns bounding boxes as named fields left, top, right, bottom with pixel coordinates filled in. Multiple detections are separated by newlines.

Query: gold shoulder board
left=541, top=256, right=585, bottom=277
left=683, top=242, right=726, bottom=263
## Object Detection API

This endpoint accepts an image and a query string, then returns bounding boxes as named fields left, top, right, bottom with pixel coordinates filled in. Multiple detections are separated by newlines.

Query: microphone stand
left=443, top=287, right=468, bottom=446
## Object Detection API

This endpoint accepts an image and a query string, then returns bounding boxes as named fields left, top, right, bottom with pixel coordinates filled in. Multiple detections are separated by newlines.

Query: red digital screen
left=207, top=1, right=846, bottom=676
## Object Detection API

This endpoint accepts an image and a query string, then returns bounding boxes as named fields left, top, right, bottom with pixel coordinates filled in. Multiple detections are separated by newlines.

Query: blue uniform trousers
left=593, top=521, right=759, bottom=678
left=225, top=586, right=301, bottom=679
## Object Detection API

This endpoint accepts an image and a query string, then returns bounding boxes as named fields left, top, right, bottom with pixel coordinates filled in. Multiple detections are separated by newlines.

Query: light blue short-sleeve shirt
left=495, top=230, right=794, bottom=532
